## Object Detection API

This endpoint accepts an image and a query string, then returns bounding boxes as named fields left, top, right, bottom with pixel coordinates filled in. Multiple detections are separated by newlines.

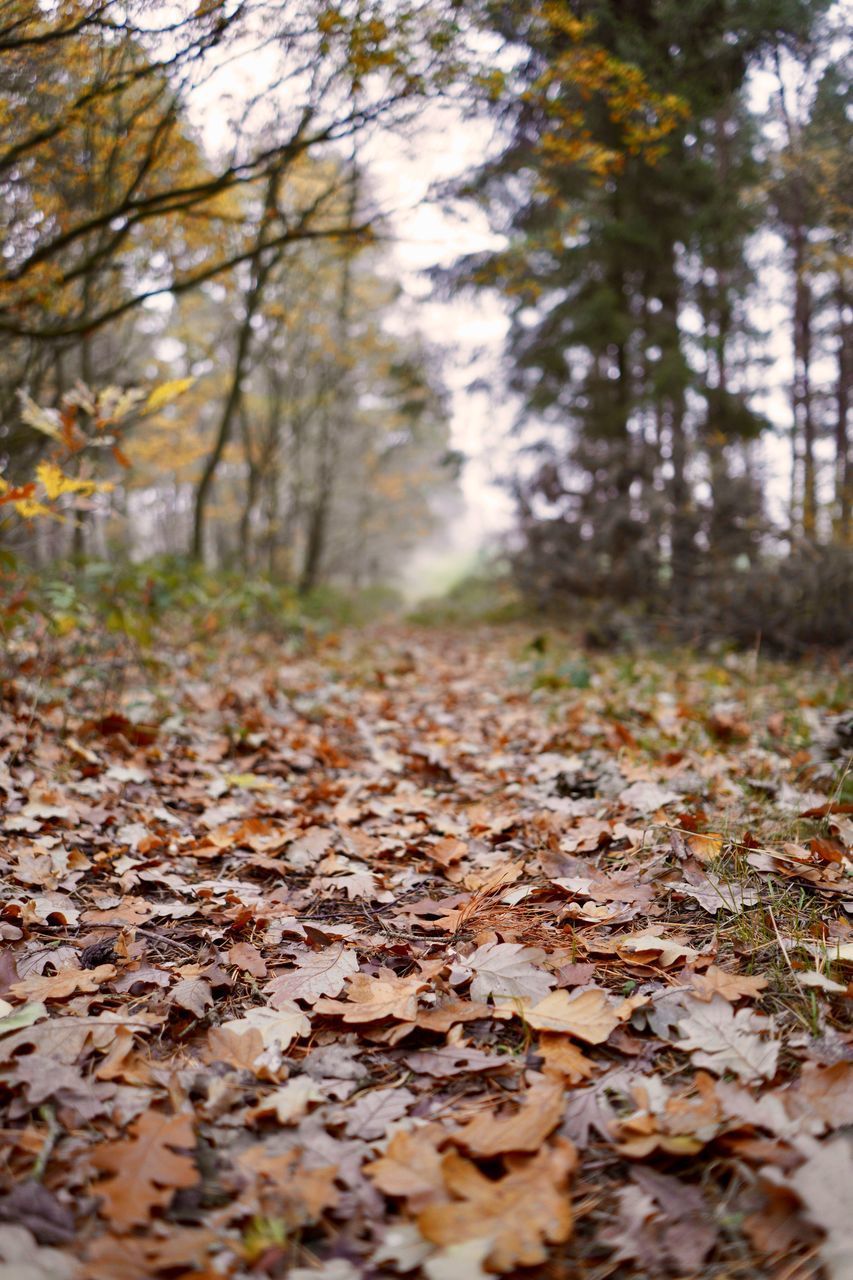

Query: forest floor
left=1, top=622, right=852, bottom=1280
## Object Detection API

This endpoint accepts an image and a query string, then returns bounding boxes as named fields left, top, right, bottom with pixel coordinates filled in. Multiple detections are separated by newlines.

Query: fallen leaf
left=460, top=941, right=554, bottom=1004
left=452, top=1078, right=565, bottom=1156
left=418, top=1139, right=577, bottom=1272
left=247, top=1077, right=324, bottom=1124
left=688, top=966, right=768, bottom=1003
left=90, top=1110, right=198, bottom=1229
left=265, top=945, right=358, bottom=1005
left=523, top=988, right=624, bottom=1043
left=342, top=1086, right=415, bottom=1139
left=676, top=997, right=779, bottom=1082
left=315, top=970, right=426, bottom=1023
left=11, top=965, right=115, bottom=1002
left=228, top=941, right=267, bottom=978
left=790, top=1137, right=853, bottom=1279
left=366, top=1126, right=446, bottom=1207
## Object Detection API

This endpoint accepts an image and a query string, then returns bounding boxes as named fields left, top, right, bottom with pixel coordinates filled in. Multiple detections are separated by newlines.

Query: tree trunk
left=792, top=226, right=817, bottom=539
left=191, top=248, right=273, bottom=563
left=834, top=278, right=851, bottom=543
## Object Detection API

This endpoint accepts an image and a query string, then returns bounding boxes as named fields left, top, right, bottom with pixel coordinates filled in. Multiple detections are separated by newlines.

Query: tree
left=450, top=0, right=828, bottom=611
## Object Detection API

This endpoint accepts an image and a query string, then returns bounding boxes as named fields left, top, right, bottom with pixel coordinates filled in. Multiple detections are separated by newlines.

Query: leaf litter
left=0, top=625, right=851, bottom=1277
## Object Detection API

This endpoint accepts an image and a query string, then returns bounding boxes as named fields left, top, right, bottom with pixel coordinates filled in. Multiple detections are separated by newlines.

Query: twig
left=31, top=1104, right=60, bottom=1182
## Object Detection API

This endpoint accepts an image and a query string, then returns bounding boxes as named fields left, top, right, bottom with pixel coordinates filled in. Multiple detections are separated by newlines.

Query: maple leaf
left=265, top=945, right=359, bottom=1005
left=90, top=1111, right=198, bottom=1229
left=458, top=942, right=554, bottom=1004
left=675, top=996, right=779, bottom=1082
left=418, top=1139, right=577, bottom=1272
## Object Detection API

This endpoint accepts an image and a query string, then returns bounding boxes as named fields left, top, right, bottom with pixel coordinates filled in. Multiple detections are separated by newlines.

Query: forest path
left=0, top=623, right=850, bottom=1278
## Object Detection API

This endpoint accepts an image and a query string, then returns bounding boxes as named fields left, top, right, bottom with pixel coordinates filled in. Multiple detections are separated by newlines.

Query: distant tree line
left=450, top=0, right=851, bottom=646
left=0, top=0, right=465, bottom=589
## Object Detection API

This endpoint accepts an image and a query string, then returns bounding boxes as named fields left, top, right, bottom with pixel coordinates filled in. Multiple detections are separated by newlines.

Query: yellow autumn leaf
left=145, top=378, right=195, bottom=414
left=223, top=773, right=276, bottom=791
left=14, top=498, right=62, bottom=520
left=36, top=462, right=113, bottom=500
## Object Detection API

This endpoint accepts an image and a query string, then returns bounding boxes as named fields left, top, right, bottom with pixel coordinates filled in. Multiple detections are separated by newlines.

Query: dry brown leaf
left=169, top=974, right=214, bottom=1017
left=415, top=998, right=493, bottom=1032
left=9, top=964, right=115, bottom=1002
left=615, top=930, right=699, bottom=967
left=365, top=1126, right=447, bottom=1208
left=537, top=1033, right=597, bottom=1082
left=452, top=1079, right=565, bottom=1156
left=90, top=1110, right=198, bottom=1229
left=417, top=1139, right=577, bottom=1272
left=688, top=966, right=768, bottom=1002
left=227, top=941, right=267, bottom=978
left=265, top=945, right=358, bottom=1005
left=236, top=1146, right=340, bottom=1225
left=314, top=970, right=427, bottom=1023
left=523, top=988, right=624, bottom=1044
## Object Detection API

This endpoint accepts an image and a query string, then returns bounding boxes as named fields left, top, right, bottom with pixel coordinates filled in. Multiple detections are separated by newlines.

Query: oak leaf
left=537, top=1033, right=597, bottom=1082
left=452, top=1079, right=565, bottom=1156
left=366, top=1126, right=446, bottom=1207
left=615, top=930, right=698, bottom=967
left=90, top=1111, right=197, bottom=1229
left=314, top=970, right=426, bottom=1023
left=675, top=997, right=779, bottom=1082
left=417, top=1139, right=576, bottom=1272
left=523, top=988, right=624, bottom=1043
left=9, top=964, right=115, bottom=1002
left=688, top=966, right=767, bottom=1003
left=265, top=945, right=358, bottom=1006
left=215, top=1002, right=310, bottom=1052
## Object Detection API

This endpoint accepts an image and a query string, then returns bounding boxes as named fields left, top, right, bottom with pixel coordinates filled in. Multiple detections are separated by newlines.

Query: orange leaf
left=91, top=1111, right=197, bottom=1229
